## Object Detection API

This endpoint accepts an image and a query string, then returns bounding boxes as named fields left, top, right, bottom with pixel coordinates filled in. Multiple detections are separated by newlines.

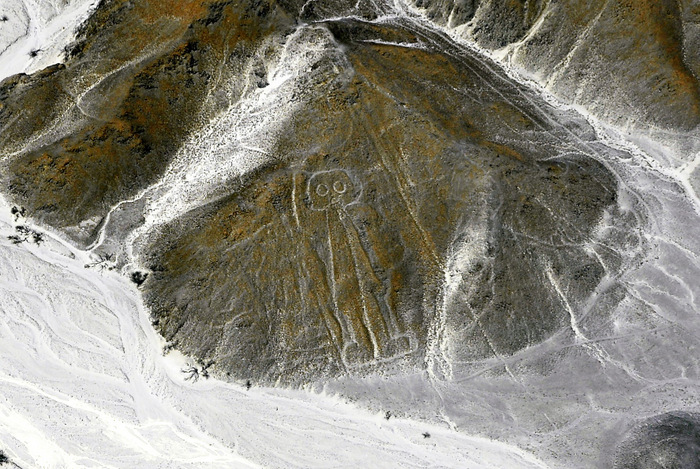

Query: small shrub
left=0, top=15, right=9, bottom=22
left=130, top=271, right=148, bottom=287
left=198, top=359, right=213, bottom=379
left=8, top=225, right=43, bottom=245
left=181, top=363, right=199, bottom=382
left=10, top=205, right=26, bottom=221
left=84, top=252, right=116, bottom=271
left=181, top=360, right=213, bottom=382
left=0, top=449, right=9, bottom=463
left=7, top=235, right=25, bottom=245
left=16, top=225, right=31, bottom=236
left=31, top=231, right=44, bottom=245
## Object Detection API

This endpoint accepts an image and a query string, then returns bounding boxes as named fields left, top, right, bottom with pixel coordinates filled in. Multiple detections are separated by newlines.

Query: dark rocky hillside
left=140, top=16, right=626, bottom=383
left=407, top=0, right=700, bottom=132
left=0, top=0, right=644, bottom=384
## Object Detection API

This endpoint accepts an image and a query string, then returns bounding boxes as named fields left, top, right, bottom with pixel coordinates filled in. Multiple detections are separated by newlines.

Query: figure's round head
left=308, top=170, right=358, bottom=210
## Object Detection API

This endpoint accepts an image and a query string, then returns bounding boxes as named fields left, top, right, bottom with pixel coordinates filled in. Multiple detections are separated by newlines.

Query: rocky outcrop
left=139, top=17, right=627, bottom=383
left=614, top=412, right=700, bottom=468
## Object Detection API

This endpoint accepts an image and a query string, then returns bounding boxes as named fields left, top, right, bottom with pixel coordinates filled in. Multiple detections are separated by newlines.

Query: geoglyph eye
left=333, top=180, right=347, bottom=194
left=316, top=184, right=329, bottom=196
left=308, top=170, right=357, bottom=211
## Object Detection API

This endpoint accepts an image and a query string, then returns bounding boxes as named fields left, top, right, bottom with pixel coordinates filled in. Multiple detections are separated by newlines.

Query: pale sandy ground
left=0, top=0, right=97, bottom=80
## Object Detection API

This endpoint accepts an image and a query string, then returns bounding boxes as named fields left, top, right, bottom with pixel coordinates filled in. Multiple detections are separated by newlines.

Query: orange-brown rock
left=140, top=17, right=624, bottom=383
left=0, top=1, right=637, bottom=384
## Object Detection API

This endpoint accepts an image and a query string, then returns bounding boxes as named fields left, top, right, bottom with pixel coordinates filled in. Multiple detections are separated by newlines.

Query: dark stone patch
left=615, top=412, right=700, bottom=469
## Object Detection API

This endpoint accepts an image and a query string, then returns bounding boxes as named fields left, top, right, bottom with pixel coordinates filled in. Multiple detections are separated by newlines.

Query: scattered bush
left=7, top=235, right=24, bottom=245
left=84, top=252, right=116, bottom=271
left=199, top=359, right=213, bottom=379
left=162, top=341, right=174, bottom=354
left=130, top=271, right=148, bottom=287
left=181, top=359, right=213, bottom=382
left=8, top=225, right=43, bottom=245
left=10, top=206, right=26, bottom=221
left=181, top=363, right=199, bottom=382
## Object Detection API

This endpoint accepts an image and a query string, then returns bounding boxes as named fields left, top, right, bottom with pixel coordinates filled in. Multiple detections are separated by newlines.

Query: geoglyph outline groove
left=304, top=168, right=416, bottom=368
